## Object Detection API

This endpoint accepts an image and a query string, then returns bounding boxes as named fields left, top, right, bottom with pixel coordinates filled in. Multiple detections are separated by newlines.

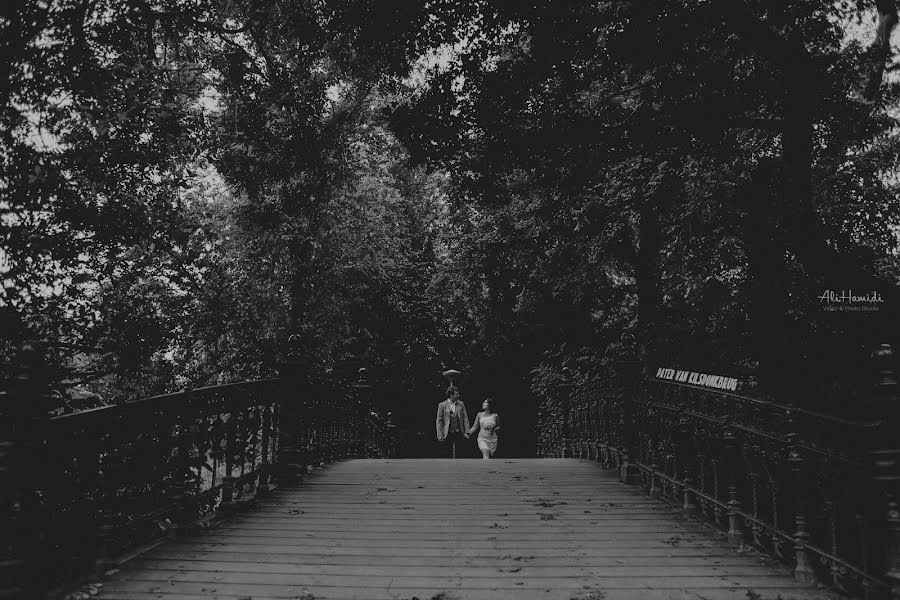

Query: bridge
left=2, top=344, right=900, bottom=599
left=94, top=459, right=828, bottom=600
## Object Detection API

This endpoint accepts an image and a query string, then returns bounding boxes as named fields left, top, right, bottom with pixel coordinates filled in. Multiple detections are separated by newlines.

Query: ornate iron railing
left=0, top=343, right=397, bottom=599
left=536, top=345, right=900, bottom=600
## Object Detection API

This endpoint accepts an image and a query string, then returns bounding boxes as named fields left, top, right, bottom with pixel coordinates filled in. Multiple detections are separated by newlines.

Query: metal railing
left=537, top=344, right=900, bottom=599
left=0, top=343, right=397, bottom=598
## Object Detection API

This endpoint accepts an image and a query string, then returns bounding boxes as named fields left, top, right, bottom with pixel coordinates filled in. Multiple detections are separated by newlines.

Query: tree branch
left=714, top=0, right=809, bottom=74
left=726, top=116, right=784, bottom=131
left=717, top=0, right=900, bottom=326
left=863, top=0, right=900, bottom=100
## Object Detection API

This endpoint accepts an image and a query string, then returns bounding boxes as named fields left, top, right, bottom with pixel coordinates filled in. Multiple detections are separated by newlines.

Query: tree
left=391, top=0, right=900, bottom=408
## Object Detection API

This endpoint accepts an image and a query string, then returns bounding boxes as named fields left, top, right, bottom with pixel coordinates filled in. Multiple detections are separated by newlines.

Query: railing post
left=94, top=399, right=126, bottom=576
left=788, top=442, right=817, bottom=584
left=353, top=368, right=373, bottom=457
left=676, top=414, right=697, bottom=512
left=276, top=338, right=309, bottom=483
left=386, top=419, right=397, bottom=458
left=2, top=342, right=51, bottom=598
left=617, top=358, right=641, bottom=484
left=258, top=402, right=274, bottom=494
left=867, top=343, right=900, bottom=599
left=0, top=431, right=17, bottom=599
left=170, top=409, right=198, bottom=539
left=648, top=437, right=662, bottom=499
left=559, top=380, right=572, bottom=458
left=220, top=412, right=237, bottom=512
left=723, top=428, right=742, bottom=545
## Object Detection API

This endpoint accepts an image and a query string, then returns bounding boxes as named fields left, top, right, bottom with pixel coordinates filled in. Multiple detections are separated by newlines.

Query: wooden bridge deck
left=96, top=459, right=837, bottom=600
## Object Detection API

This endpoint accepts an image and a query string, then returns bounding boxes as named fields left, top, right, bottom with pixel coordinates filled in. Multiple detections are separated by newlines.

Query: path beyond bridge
left=97, top=459, right=836, bottom=600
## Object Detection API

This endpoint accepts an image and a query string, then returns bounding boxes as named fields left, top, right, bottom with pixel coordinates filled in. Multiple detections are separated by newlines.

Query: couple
left=436, top=386, right=501, bottom=459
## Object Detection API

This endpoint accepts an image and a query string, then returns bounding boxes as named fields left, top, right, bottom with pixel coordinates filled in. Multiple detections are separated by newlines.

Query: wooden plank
left=142, top=544, right=738, bottom=557
left=101, top=574, right=809, bottom=590
left=96, top=459, right=821, bottom=600
left=177, top=539, right=724, bottom=548
left=193, top=533, right=711, bottom=542
left=97, top=589, right=839, bottom=600
left=98, top=577, right=815, bottom=598
left=132, top=552, right=776, bottom=567
left=232, top=515, right=688, bottom=522
left=210, top=523, right=708, bottom=532
left=124, top=559, right=793, bottom=578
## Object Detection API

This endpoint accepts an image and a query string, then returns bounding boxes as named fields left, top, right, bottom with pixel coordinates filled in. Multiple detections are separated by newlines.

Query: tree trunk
left=740, top=161, right=790, bottom=394
left=635, top=180, right=668, bottom=372
left=720, top=0, right=900, bottom=344
left=864, top=0, right=899, bottom=99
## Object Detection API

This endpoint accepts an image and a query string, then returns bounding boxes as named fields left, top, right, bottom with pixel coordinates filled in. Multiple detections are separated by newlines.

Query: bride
left=467, top=398, right=501, bottom=459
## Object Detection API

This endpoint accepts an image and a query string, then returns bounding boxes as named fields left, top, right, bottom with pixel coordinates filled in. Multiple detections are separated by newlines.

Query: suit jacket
left=436, top=399, right=470, bottom=441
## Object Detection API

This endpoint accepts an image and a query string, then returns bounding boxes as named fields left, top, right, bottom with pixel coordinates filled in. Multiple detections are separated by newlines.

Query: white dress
left=477, top=413, right=499, bottom=455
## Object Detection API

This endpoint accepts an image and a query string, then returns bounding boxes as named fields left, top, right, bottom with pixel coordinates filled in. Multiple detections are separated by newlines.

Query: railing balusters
left=0, top=339, right=395, bottom=594
left=2, top=341, right=50, bottom=598
left=677, top=415, right=696, bottom=513
left=220, top=411, right=236, bottom=512
left=170, top=408, right=195, bottom=539
left=789, top=446, right=817, bottom=584
left=95, top=406, right=120, bottom=576
left=868, top=344, right=900, bottom=600
left=259, top=403, right=273, bottom=493
left=723, top=429, right=742, bottom=545
left=537, top=342, right=900, bottom=598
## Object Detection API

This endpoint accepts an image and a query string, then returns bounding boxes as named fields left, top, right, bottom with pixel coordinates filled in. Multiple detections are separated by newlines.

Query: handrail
left=634, top=386, right=867, bottom=468
left=48, top=378, right=281, bottom=423
left=643, top=377, right=867, bottom=428
left=536, top=346, right=900, bottom=600
left=0, top=346, right=397, bottom=599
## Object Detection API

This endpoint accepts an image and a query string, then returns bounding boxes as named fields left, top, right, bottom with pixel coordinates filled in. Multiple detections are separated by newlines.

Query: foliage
left=2, top=0, right=453, bottom=406
left=390, top=0, right=900, bottom=413
left=4, top=0, right=900, bottom=434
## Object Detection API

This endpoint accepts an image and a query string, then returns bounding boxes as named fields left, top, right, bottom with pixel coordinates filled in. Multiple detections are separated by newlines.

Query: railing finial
left=872, top=343, right=898, bottom=390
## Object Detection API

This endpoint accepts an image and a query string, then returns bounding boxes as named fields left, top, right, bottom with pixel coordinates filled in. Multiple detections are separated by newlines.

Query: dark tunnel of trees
left=4, top=0, right=900, bottom=456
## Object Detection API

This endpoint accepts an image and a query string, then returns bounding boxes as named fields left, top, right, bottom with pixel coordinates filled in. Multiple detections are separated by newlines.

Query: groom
left=436, top=386, right=470, bottom=458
